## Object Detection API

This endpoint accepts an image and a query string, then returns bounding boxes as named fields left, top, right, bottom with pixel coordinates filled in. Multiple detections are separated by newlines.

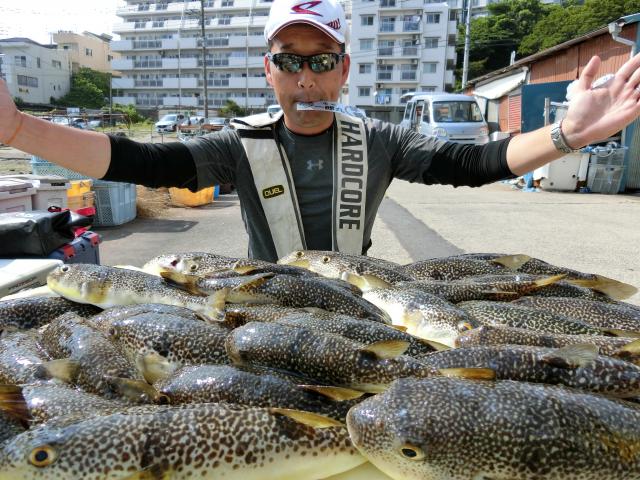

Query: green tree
left=54, top=68, right=111, bottom=109
left=218, top=100, right=246, bottom=117
left=458, top=0, right=551, bottom=82
left=520, top=0, right=640, bottom=56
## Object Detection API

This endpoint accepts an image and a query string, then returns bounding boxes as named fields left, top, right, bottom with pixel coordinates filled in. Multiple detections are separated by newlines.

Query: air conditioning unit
left=411, top=59, right=419, bottom=65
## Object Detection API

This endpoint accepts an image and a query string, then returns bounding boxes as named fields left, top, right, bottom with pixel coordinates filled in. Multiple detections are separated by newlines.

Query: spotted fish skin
left=362, top=287, right=476, bottom=347
left=86, top=303, right=206, bottom=330
left=107, top=311, right=231, bottom=366
left=456, top=325, right=640, bottom=363
left=274, top=312, right=438, bottom=357
left=513, top=296, right=640, bottom=332
left=156, top=364, right=360, bottom=421
left=46, top=264, right=221, bottom=320
left=401, top=257, right=511, bottom=281
left=0, top=331, right=49, bottom=385
left=347, top=377, right=640, bottom=480
left=0, top=403, right=365, bottom=480
left=278, top=250, right=411, bottom=289
left=457, top=300, right=604, bottom=335
left=0, top=383, right=128, bottom=425
left=39, top=313, right=146, bottom=399
left=417, top=344, right=640, bottom=397
left=226, top=322, right=431, bottom=392
left=0, top=297, right=101, bottom=331
left=227, top=275, right=391, bottom=323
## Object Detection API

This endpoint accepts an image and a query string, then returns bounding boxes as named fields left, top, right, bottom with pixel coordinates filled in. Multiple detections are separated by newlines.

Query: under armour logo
left=307, top=159, right=324, bottom=171
left=292, top=1, right=322, bottom=16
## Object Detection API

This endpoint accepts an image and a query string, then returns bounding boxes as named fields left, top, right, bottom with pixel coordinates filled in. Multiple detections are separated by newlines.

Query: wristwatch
left=550, top=120, right=581, bottom=153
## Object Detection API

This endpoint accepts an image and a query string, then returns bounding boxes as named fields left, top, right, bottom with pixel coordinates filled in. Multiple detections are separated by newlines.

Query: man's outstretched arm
left=0, top=78, right=111, bottom=179
left=506, top=54, right=640, bottom=176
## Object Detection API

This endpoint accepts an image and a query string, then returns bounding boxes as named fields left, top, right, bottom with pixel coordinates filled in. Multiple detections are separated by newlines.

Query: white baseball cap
left=264, top=0, right=349, bottom=45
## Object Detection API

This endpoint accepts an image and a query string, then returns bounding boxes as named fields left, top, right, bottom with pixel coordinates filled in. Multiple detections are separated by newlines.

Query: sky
left=0, top=0, right=123, bottom=45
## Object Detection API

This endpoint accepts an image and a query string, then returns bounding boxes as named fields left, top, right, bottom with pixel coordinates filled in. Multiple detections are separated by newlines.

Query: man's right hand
left=0, top=78, right=21, bottom=144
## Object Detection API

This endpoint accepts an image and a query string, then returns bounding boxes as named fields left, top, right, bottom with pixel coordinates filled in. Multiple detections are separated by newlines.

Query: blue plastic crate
left=48, top=232, right=101, bottom=264
left=30, top=156, right=91, bottom=180
left=92, top=180, right=137, bottom=226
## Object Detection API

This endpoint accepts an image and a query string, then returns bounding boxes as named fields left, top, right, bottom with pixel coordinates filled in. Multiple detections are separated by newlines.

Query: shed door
left=507, top=94, right=521, bottom=133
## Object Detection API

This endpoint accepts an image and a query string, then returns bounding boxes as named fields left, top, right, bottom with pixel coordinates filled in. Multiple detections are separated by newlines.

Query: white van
left=267, top=104, right=282, bottom=117
left=400, top=93, right=489, bottom=145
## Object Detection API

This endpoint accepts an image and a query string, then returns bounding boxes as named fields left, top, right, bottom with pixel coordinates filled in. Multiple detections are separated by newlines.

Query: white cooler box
left=0, top=174, right=70, bottom=211
left=0, top=258, right=62, bottom=298
left=0, top=178, right=35, bottom=213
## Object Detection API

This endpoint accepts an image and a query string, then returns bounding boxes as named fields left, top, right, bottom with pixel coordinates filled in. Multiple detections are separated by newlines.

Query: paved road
left=96, top=179, right=640, bottom=306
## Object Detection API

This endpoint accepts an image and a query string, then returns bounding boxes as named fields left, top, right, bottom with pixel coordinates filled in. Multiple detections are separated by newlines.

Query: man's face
left=265, top=24, right=350, bottom=135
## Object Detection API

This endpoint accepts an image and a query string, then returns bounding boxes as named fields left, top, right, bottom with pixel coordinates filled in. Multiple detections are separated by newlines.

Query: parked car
left=155, top=113, right=186, bottom=133
left=267, top=104, right=282, bottom=117
left=201, top=117, right=230, bottom=132
left=399, top=93, right=489, bottom=145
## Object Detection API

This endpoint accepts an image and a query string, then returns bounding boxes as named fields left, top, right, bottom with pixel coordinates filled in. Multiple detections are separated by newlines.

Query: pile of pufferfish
left=0, top=250, right=640, bottom=480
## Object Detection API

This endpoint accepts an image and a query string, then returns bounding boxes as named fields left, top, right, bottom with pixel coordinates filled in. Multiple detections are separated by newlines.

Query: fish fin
left=231, top=272, right=276, bottom=289
left=105, top=376, right=168, bottom=404
left=438, top=367, right=496, bottom=380
left=615, top=338, right=640, bottom=357
left=391, top=325, right=408, bottom=332
left=0, top=384, right=31, bottom=425
left=342, top=272, right=391, bottom=291
left=350, top=383, right=390, bottom=393
left=136, top=352, right=181, bottom=384
left=38, top=358, right=80, bottom=383
left=567, top=275, right=638, bottom=300
left=418, top=339, right=451, bottom=351
left=533, top=274, right=567, bottom=288
left=123, top=464, right=173, bottom=480
left=159, top=271, right=205, bottom=296
left=303, top=306, right=332, bottom=315
left=491, top=254, right=531, bottom=270
left=204, top=288, right=228, bottom=322
left=603, top=329, right=640, bottom=338
left=269, top=408, right=344, bottom=428
left=540, top=344, right=599, bottom=368
left=299, top=385, right=365, bottom=401
left=361, top=340, right=410, bottom=359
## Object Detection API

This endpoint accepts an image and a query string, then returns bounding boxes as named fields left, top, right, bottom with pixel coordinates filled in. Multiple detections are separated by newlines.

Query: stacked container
left=0, top=178, right=36, bottom=213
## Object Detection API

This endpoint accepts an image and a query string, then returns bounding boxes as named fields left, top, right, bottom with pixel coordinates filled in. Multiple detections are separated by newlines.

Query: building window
left=449, top=10, right=458, bottom=21
left=379, top=16, right=395, bottom=32
left=360, top=38, right=374, bottom=51
left=221, top=0, right=234, bottom=6
left=17, top=75, right=38, bottom=87
left=358, top=86, right=371, bottom=97
left=359, top=64, right=372, bottom=74
left=85, top=48, right=93, bottom=56
left=403, top=15, right=420, bottom=31
left=36, top=57, right=41, bottom=68
left=377, top=64, right=393, bottom=81
left=421, top=85, right=437, bottom=92
left=378, top=40, right=394, bottom=56
left=52, top=60, right=62, bottom=69
left=14, top=56, right=27, bottom=67
left=425, top=13, right=440, bottom=23
left=402, top=39, right=418, bottom=56
left=380, top=0, right=395, bottom=6
left=424, top=37, right=439, bottom=48
left=448, top=34, right=457, bottom=46
left=400, top=64, right=417, bottom=80
left=361, top=15, right=374, bottom=26
left=423, top=62, right=437, bottom=73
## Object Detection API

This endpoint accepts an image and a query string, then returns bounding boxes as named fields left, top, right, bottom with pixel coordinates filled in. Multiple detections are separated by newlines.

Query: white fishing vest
left=232, top=111, right=368, bottom=259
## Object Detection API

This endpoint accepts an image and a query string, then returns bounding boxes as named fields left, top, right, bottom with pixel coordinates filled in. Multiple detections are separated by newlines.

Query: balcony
left=166, top=1, right=200, bottom=13
left=111, top=40, right=133, bottom=52
left=112, top=96, right=135, bottom=105
left=163, top=77, right=199, bottom=89
left=111, top=59, right=134, bottom=70
left=162, top=57, right=199, bottom=69
left=377, top=48, right=394, bottom=57
left=133, top=59, right=163, bottom=69
left=228, top=76, right=268, bottom=89
left=402, top=47, right=419, bottom=56
left=228, top=56, right=265, bottom=68
left=229, top=35, right=264, bottom=48
left=111, top=78, right=134, bottom=89
left=112, top=22, right=140, bottom=34
left=163, top=96, right=198, bottom=107
left=378, top=24, right=396, bottom=34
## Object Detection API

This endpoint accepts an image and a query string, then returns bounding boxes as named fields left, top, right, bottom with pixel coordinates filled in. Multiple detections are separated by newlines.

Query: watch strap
left=550, top=120, right=580, bottom=153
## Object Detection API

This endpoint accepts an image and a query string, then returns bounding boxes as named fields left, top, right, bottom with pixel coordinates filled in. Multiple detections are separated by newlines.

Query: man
left=1, top=0, right=640, bottom=262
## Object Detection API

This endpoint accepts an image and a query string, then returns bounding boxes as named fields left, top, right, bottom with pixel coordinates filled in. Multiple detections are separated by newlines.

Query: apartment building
left=348, top=0, right=457, bottom=121
left=53, top=31, right=120, bottom=73
left=110, top=0, right=276, bottom=113
left=0, top=38, right=72, bottom=104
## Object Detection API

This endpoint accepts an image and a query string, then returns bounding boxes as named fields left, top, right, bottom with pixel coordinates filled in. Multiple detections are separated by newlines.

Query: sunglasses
left=266, top=52, right=345, bottom=73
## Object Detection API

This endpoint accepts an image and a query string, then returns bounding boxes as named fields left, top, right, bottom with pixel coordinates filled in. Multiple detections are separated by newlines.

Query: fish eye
left=188, top=263, right=199, bottom=272
left=157, top=393, right=170, bottom=405
left=458, top=321, right=474, bottom=332
left=295, top=251, right=304, bottom=258
left=399, top=443, right=425, bottom=461
left=60, top=266, right=70, bottom=273
left=29, top=445, right=57, bottom=467
left=322, top=256, right=331, bottom=263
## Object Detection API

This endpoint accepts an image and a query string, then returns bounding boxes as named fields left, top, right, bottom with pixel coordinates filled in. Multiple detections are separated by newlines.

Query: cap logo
left=325, top=18, right=341, bottom=30
left=291, top=1, right=323, bottom=16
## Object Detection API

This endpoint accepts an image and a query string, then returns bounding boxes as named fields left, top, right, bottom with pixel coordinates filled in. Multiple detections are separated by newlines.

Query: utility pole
left=200, top=0, right=209, bottom=118
left=461, top=0, right=472, bottom=89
